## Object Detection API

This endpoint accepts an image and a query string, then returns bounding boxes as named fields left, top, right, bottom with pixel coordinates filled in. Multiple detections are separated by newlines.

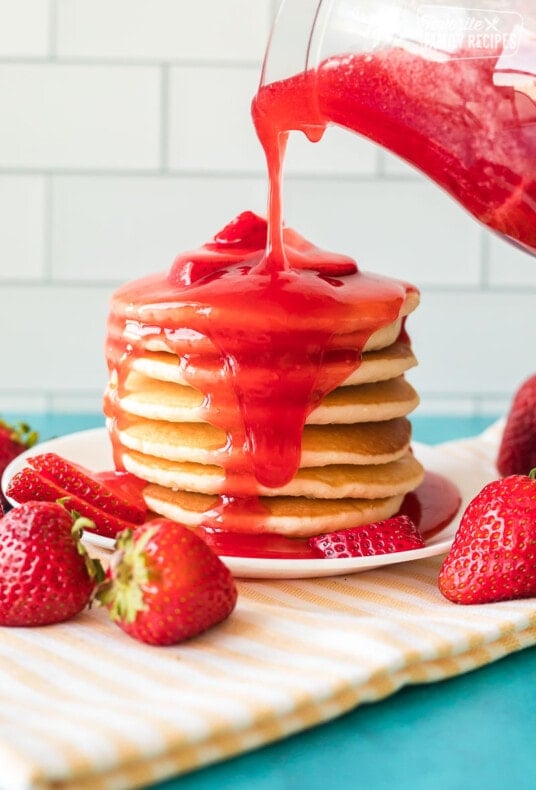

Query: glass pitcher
left=256, top=0, right=536, bottom=255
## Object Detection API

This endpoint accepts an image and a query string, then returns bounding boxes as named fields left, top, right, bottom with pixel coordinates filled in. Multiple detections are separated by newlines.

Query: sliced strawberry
left=26, top=453, right=146, bottom=524
left=308, top=515, right=425, bottom=559
left=6, top=467, right=136, bottom=539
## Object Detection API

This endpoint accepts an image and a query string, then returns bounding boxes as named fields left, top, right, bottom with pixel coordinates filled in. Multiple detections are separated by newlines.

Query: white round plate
left=1, top=424, right=502, bottom=579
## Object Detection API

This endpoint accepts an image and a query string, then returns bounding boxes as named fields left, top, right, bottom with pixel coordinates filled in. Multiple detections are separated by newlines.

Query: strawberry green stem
left=97, top=527, right=157, bottom=623
left=529, top=469, right=536, bottom=480
left=0, top=418, right=38, bottom=449
left=69, top=514, right=105, bottom=585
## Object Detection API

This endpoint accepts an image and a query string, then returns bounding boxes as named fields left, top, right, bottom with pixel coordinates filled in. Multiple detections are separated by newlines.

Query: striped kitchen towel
left=1, top=421, right=535, bottom=790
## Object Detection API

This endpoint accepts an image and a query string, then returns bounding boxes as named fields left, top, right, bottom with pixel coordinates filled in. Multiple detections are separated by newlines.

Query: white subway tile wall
left=0, top=64, right=161, bottom=169
left=282, top=178, right=483, bottom=286
left=50, top=176, right=267, bottom=282
left=0, top=0, right=534, bottom=421
left=0, top=0, right=49, bottom=57
left=0, top=175, right=46, bottom=279
left=56, top=0, right=271, bottom=63
left=167, top=66, right=265, bottom=172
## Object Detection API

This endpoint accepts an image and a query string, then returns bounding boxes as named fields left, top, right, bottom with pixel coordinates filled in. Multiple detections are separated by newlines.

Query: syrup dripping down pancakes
left=105, top=214, right=424, bottom=538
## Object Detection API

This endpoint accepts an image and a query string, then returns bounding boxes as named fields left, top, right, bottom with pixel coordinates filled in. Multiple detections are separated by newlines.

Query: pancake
left=105, top=342, right=423, bottom=537
left=309, top=377, right=419, bottom=423
left=104, top=219, right=423, bottom=539
left=135, top=316, right=404, bottom=354
left=109, top=288, right=420, bottom=354
left=130, top=341, right=417, bottom=388
left=120, top=448, right=424, bottom=499
left=143, top=484, right=406, bottom=537
left=112, top=416, right=412, bottom=467
left=108, top=373, right=419, bottom=425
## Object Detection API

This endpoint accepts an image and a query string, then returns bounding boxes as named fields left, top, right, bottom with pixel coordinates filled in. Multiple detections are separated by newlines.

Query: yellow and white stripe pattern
left=0, top=558, right=536, bottom=790
left=1, top=421, right=535, bottom=790
left=0, top=554, right=536, bottom=790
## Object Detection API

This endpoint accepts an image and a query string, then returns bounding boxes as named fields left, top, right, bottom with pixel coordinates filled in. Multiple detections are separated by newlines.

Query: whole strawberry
left=98, top=520, right=238, bottom=646
left=0, top=418, right=38, bottom=473
left=0, top=502, right=104, bottom=626
left=497, top=374, right=536, bottom=477
left=438, top=471, right=536, bottom=605
left=0, top=418, right=38, bottom=511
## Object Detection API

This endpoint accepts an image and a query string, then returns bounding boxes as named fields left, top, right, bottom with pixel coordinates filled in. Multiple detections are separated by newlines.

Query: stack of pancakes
left=105, top=289, right=424, bottom=538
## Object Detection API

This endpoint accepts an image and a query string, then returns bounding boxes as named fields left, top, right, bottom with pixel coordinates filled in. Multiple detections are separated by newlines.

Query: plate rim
left=2, top=425, right=495, bottom=579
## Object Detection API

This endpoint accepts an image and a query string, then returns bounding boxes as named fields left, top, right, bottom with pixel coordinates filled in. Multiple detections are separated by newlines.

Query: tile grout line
left=479, top=227, right=491, bottom=289
left=0, top=388, right=102, bottom=396
left=375, top=150, right=387, bottom=178
left=0, top=166, right=428, bottom=182
left=160, top=64, right=170, bottom=172
left=0, top=55, right=263, bottom=69
left=48, top=0, right=58, bottom=61
left=42, top=174, right=53, bottom=281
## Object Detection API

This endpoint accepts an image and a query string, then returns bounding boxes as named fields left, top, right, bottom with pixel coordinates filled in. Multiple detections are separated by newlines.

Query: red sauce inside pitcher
left=252, top=46, right=536, bottom=255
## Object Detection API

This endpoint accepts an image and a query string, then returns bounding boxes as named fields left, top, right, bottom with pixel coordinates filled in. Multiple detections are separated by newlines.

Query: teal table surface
left=6, top=412, right=536, bottom=790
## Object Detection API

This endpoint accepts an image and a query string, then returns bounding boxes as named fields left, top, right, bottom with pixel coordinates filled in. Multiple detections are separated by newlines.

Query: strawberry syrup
left=103, top=45, right=474, bottom=555
left=196, top=472, right=462, bottom=560
left=105, top=222, right=416, bottom=499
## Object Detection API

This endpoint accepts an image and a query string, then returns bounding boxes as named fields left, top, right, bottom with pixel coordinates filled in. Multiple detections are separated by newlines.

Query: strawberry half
left=0, top=501, right=104, bottom=626
left=98, top=520, right=238, bottom=646
left=26, top=453, right=146, bottom=523
left=497, top=374, right=536, bottom=477
left=308, top=515, right=425, bottom=558
left=438, top=471, right=536, bottom=605
left=6, top=467, right=137, bottom=539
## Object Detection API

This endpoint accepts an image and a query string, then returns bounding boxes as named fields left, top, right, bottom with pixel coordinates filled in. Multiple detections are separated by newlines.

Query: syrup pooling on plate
left=105, top=214, right=418, bottom=532
left=196, top=471, right=462, bottom=559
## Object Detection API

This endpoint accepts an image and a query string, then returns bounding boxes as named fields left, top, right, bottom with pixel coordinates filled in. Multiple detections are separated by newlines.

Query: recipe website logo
left=416, top=5, right=524, bottom=57
left=345, top=3, right=525, bottom=59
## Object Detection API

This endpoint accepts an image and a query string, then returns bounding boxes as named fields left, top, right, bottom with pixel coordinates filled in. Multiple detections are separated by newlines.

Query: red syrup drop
left=194, top=471, right=461, bottom=560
